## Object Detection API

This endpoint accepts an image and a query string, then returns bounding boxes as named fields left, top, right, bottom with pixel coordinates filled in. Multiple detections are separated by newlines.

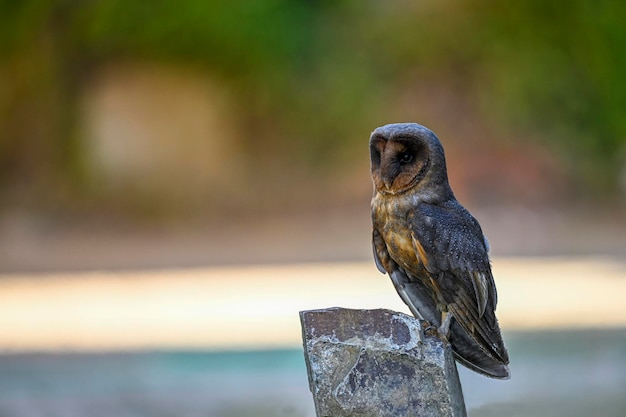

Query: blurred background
left=1, top=1, right=625, bottom=416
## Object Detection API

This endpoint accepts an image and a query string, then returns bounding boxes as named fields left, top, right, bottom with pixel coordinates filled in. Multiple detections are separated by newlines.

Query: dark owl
left=370, top=122, right=510, bottom=379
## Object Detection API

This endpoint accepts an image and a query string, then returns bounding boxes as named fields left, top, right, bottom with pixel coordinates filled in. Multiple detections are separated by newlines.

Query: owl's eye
left=398, top=152, right=413, bottom=164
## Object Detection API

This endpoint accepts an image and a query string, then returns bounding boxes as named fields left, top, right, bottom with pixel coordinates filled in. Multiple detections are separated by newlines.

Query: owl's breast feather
left=384, top=230, right=417, bottom=269
left=372, top=193, right=425, bottom=273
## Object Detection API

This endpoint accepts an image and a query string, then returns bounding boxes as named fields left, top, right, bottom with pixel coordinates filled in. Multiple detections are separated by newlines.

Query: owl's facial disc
left=370, top=136, right=428, bottom=194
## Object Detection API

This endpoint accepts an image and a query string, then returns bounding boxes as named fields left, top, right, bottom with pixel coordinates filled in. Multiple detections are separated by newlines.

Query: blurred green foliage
left=472, top=1, right=626, bottom=196
left=1, top=0, right=625, bottom=209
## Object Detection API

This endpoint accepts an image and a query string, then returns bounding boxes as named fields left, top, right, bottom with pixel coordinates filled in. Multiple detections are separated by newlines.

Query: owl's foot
left=421, top=321, right=450, bottom=345
left=421, top=320, right=437, bottom=335
left=434, top=311, right=453, bottom=344
left=417, top=320, right=436, bottom=343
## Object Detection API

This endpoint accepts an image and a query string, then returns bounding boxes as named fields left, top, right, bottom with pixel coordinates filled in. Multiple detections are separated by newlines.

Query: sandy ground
left=0, top=257, right=624, bottom=351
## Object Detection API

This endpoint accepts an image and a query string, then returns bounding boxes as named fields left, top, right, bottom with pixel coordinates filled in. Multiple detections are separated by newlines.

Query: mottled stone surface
left=300, top=308, right=467, bottom=417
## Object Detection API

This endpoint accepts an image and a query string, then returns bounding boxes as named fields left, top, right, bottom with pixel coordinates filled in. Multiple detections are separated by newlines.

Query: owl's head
left=369, top=123, right=452, bottom=199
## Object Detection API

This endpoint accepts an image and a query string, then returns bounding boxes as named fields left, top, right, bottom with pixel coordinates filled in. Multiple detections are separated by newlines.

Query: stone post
left=300, top=307, right=467, bottom=417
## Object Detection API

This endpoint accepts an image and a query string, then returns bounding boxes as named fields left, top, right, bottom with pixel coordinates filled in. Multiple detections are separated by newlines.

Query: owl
left=370, top=123, right=510, bottom=379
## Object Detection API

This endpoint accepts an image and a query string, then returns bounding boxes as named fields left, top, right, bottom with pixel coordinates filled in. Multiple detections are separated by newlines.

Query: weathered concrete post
left=300, top=307, right=467, bottom=417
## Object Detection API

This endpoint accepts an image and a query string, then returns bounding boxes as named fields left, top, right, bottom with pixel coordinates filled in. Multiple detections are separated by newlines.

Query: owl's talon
left=421, top=320, right=438, bottom=336
left=422, top=322, right=437, bottom=335
left=420, top=321, right=450, bottom=345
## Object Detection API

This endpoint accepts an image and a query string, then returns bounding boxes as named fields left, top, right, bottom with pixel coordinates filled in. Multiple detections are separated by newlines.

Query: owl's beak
left=383, top=175, right=394, bottom=190
left=380, top=163, right=397, bottom=190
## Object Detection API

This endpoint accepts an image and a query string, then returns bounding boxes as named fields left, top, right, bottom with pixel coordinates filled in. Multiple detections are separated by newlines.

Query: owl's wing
left=372, top=228, right=441, bottom=326
left=409, top=203, right=496, bottom=314
left=409, top=202, right=509, bottom=368
left=372, top=228, right=388, bottom=274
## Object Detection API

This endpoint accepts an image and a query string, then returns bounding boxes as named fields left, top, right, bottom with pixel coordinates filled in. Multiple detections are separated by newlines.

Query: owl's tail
left=448, top=318, right=510, bottom=379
